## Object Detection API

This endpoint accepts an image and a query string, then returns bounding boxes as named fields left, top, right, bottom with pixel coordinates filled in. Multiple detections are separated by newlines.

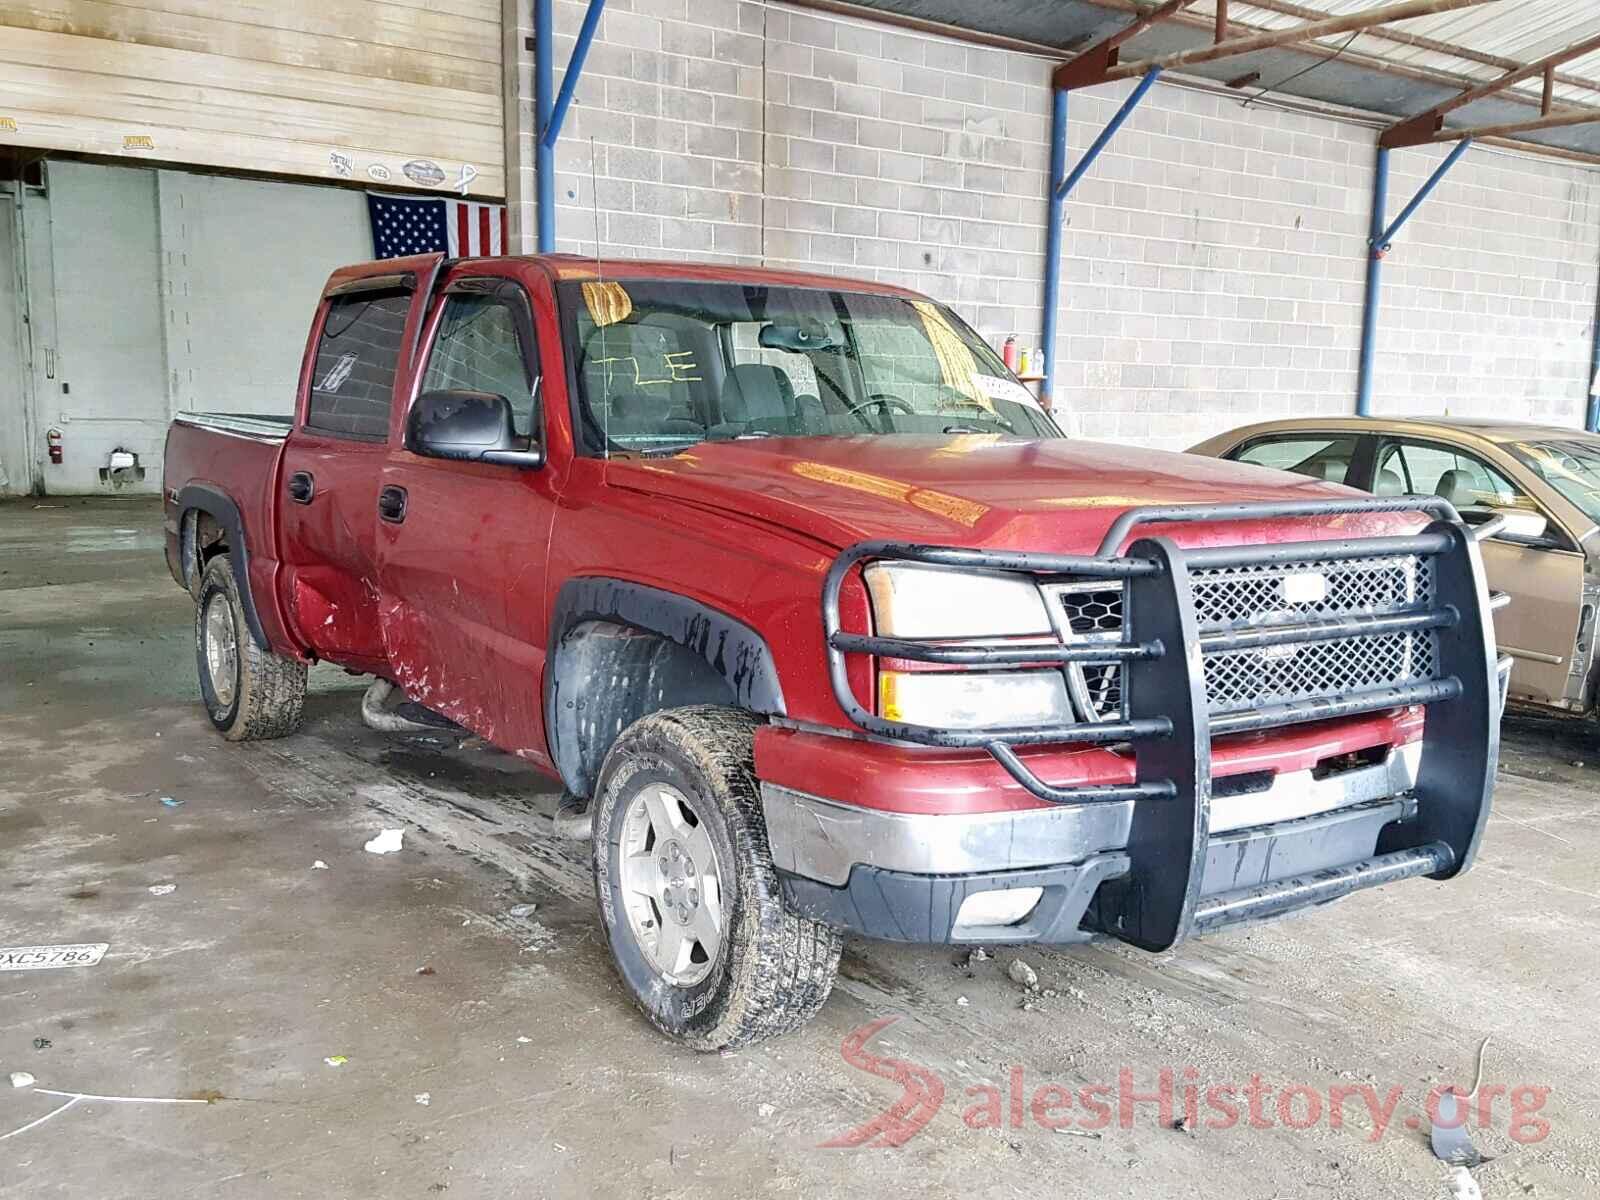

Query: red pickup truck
left=164, top=251, right=1506, bottom=1049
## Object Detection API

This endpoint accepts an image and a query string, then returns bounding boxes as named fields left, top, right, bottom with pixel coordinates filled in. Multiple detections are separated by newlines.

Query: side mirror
left=408, top=389, right=543, bottom=469
left=1490, top=507, right=1554, bottom=546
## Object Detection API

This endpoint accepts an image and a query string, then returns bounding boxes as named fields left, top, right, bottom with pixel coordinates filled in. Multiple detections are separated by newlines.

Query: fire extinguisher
left=46, top=428, right=62, bottom=465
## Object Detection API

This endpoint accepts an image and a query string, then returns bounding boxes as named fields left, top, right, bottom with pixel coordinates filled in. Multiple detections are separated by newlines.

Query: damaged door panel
left=275, top=257, right=446, bottom=670
left=373, top=266, right=560, bottom=756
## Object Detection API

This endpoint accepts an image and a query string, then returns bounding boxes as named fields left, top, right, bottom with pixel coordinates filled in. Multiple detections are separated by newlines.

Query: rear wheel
left=195, top=554, right=306, bottom=741
left=592, top=706, right=842, bottom=1049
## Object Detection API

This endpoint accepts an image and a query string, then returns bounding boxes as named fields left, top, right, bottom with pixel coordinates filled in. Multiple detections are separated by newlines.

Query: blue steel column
left=534, top=0, right=555, bottom=253
left=544, top=0, right=608, bottom=152
left=1355, top=146, right=1390, bottom=417
left=1378, top=139, right=1471, bottom=247
left=1057, top=69, right=1162, bottom=199
left=1040, top=69, right=1160, bottom=412
left=1040, top=86, right=1069, bottom=411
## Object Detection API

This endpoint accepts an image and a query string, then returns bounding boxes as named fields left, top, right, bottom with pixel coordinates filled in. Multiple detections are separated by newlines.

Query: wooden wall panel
left=0, top=0, right=504, bottom=197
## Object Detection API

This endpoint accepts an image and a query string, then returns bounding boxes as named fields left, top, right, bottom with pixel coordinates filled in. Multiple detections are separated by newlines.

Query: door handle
left=287, top=471, right=315, bottom=504
left=378, top=485, right=408, bottom=524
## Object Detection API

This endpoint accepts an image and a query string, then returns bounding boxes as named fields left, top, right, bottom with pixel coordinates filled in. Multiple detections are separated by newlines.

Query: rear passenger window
left=1233, top=435, right=1358, bottom=485
left=306, top=291, right=412, bottom=440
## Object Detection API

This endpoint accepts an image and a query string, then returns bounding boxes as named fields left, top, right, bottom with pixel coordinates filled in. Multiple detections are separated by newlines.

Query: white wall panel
left=44, top=160, right=167, bottom=493
left=157, top=171, right=369, bottom=417
left=30, top=160, right=370, bottom=493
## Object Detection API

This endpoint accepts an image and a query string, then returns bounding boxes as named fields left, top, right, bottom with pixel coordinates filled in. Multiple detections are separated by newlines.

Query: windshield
left=557, top=280, right=1059, bottom=456
left=1508, top=437, right=1600, bottom=525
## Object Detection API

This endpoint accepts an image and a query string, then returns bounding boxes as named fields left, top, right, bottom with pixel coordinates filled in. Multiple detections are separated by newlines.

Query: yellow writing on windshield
left=589, top=351, right=702, bottom=388
left=912, top=301, right=988, bottom=411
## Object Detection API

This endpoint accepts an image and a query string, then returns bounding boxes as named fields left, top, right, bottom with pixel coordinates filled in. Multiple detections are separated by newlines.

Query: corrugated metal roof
left=833, top=0, right=1600, bottom=159
left=1219, top=1, right=1600, bottom=108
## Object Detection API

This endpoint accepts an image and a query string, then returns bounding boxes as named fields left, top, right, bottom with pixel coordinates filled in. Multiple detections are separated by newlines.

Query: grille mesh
left=1048, top=553, right=1436, bottom=721
left=1057, top=587, right=1123, bottom=637
left=1190, top=556, right=1431, bottom=630
left=1202, top=630, right=1437, bottom=713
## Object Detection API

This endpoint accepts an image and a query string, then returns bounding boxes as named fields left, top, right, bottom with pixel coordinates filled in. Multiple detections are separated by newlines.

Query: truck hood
left=603, top=435, right=1422, bottom=554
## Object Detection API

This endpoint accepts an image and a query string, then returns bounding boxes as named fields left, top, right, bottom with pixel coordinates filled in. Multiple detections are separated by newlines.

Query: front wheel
left=195, top=554, right=306, bottom=741
left=592, top=706, right=842, bottom=1049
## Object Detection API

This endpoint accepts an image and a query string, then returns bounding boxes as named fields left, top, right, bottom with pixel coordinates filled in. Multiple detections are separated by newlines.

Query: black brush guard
left=821, top=497, right=1504, bottom=952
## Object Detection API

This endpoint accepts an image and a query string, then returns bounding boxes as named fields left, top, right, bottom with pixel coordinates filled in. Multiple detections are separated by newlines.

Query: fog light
left=954, top=886, right=1043, bottom=932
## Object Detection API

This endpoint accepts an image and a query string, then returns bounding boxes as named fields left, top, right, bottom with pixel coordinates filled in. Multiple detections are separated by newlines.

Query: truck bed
left=172, top=412, right=292, bottom=441
left=164, top=410, right=296, bottom=653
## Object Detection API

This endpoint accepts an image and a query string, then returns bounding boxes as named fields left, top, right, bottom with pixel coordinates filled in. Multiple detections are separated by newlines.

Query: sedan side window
left=1376, top=441, right=1524, bottom=510
left=421, top=292, right=539, bottom=437
left=1233, top=436, right=1358, bottom=485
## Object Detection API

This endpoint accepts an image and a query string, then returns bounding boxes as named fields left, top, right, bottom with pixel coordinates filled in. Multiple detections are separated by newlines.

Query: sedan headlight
left=864, top=562, right=1052, bottom=639
left=879, top=669, right=1072, bottom=730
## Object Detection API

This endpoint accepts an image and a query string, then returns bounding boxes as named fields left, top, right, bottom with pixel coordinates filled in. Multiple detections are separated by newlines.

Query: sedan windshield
left=1508, top=437, right=1600, bottom=525
left=557, top=279, right=1059, bottom=456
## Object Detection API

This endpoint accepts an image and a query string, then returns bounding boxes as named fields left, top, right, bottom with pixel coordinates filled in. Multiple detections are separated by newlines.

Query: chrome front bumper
left=762, top=742, right=1422, bottom=888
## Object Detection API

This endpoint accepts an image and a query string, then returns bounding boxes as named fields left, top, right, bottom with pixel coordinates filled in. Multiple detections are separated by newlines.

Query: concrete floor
left=2, top=497, right=1598, bottom=1199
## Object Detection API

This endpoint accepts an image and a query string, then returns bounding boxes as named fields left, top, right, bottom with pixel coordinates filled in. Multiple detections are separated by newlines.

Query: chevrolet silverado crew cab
left=164, top=251, right=1507, bottom=1049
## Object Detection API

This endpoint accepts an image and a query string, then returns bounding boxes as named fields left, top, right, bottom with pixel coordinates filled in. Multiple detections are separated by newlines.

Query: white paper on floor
left=364, top=828, right=405, bottom=855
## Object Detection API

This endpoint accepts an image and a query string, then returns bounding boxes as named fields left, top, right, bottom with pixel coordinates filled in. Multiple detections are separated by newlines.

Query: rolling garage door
left=0, top=1, right=503, bottom=198
left=0, top=0, right=504, bottom=494
left=5, top=160, right=370, bottom=495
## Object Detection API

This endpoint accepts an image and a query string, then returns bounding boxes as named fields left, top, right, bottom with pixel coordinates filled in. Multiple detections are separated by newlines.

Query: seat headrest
left=1374, top=468, right=1406, bottom=496
left=1308, top=459, right=1343, bottom=482
left=721, top=364, right=794, bottom=425
left=1435, top=468, right=1478, bottom=507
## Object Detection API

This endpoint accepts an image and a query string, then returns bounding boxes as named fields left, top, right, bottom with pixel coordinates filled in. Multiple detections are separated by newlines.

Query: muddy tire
left=195, top=554, right=306, bottom=741
left=592, top=706, right=842, bottom=1050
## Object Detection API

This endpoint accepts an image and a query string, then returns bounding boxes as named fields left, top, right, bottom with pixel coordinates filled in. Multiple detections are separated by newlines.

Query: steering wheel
left=843, top=393, right=916, bottom=431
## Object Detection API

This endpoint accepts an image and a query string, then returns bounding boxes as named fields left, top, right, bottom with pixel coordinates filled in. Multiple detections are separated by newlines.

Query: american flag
left=367, top=193, right=505, bottom=259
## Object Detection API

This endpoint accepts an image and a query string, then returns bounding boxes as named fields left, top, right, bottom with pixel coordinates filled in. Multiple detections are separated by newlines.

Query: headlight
left=864, top=563, right=1051, bottom=639
left=879, top=669, right=1071, bottom=730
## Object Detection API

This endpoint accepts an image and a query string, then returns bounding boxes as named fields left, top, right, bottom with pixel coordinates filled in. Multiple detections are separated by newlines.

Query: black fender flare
left=544, top=578, right=787, bottom=795
left=176, top=483, right=271, bottom=651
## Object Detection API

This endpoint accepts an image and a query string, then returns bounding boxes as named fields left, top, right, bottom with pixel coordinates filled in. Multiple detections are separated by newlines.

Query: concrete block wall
left=1375, top=146, right=1599, bottom=428
left=505, top=1, right=1600, bottom=449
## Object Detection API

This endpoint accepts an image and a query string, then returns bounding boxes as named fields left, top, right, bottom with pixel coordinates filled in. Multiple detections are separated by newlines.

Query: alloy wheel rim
left=619, top=782, right=725, bottom=987
left=204, top=594, right=238, bottom=708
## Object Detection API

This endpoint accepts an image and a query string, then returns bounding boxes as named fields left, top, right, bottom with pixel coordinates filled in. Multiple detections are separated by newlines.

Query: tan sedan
left=1190, top=416, right=1600, bottom=721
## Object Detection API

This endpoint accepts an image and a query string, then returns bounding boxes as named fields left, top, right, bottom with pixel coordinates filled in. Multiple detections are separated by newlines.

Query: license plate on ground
left=0, top=943, right=109, bottom=971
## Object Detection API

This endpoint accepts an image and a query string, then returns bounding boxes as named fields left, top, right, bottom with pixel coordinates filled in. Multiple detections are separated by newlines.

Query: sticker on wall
left=367, top=163, right=392, bottom=182
left=456, top=163, right=479, bottom=196
left=329, top=151, right=354, bottom=178
left=123, top=135, right=155, bottom=151
left=0, top=117, right=16, bottom=132
left=403, top=159, right=446, bottom=187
